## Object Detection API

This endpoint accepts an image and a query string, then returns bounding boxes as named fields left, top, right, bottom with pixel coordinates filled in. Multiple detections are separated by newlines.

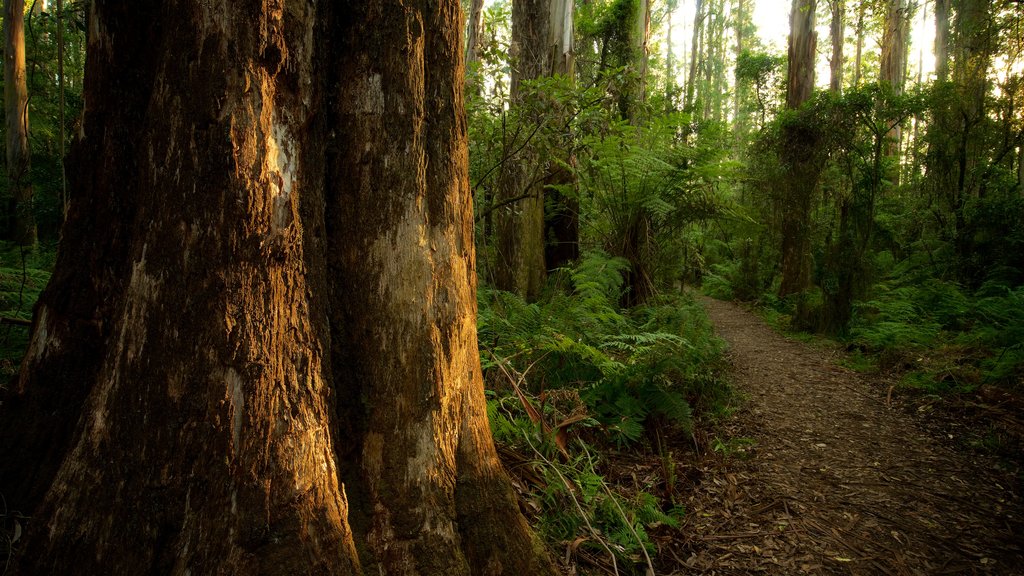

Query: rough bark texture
left=494, top=0, right=549, bottom=300
left=1, top=1, right=556, bottom=574
left=785, top=0, right=816, bottom=110
left=778, top=0, right=817, bottom=301
left=326, top=2, right=553, bottom=573
left=466, top=0, right=485, bottom=66
left=879, top=0, right=909, bottom=93
left=4, top=0, right=36, bottom=245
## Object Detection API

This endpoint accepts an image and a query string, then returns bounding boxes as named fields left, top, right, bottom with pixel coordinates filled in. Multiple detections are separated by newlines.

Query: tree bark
left=544, top=0, right=579, bottom=272
left=4, top=0, right=36, bottom=246
left=785, top=0, right=817, bottom=110
left=778, top=0, right=818, bottom=301
left=494, top=0, right=550, bottom=300
left=880, top=0, right=912, bottom=185
left=853, top=0, right=866, bottom=87
left=685, top=0, right=705, bottom=112
left=828, top=0, right=844, bottom=93
left=466, top=0, right=485, bottom=66
left=934, top=0, right=950, bottom=83
left=1, top=2, right=556, bottom=574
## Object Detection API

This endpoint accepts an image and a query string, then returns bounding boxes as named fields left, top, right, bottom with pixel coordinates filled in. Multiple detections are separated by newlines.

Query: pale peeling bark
left=785, top=0, right=816, bottom=110
left=4, top=0, right=36, bottom=245
left=2, top=1, right=551, bottom=574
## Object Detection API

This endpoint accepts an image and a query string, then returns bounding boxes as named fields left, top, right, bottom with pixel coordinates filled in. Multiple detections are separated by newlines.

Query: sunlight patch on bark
left=265, top=112, right=296, bottom=232
left=226, top=367, right=244, bottom=451
left=28, top=305, right=58, bottom=361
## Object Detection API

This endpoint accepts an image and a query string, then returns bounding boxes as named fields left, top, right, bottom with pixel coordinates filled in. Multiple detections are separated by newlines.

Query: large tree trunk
left=0, top=2, right=555, bottom=574
left=544, top=0, right=579, bottom=272
left=4, top=0, right=36, bottom=246
left=494, top=0, right=550, bottom=300
left=778, top=0, right=818, bottom=301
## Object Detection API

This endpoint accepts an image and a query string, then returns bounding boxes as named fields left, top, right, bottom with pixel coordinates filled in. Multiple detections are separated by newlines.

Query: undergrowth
left=0, top=242, right=55, bottom=380
left=847, top=276, right=1024, bottom=394
left=480, top=250, right=730, bottom=573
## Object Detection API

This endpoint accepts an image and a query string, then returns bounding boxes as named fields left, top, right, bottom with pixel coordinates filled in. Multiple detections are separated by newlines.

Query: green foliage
left=1, top=4, right=88, bottom=241
left=480, top=252, right=729, bottom=446
left=0, top=242, right=55, bottom=378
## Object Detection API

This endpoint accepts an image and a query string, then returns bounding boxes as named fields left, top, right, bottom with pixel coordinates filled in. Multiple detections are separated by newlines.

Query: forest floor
left=663, top=297, right=1024, bottom=575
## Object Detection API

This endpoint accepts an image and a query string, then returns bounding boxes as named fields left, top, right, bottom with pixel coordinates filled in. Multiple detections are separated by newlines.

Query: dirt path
left=678, top=297, right=1023, bottom=575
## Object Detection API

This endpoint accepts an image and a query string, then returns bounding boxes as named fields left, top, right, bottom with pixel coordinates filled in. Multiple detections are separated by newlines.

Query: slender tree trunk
left=4, top=0, right=36, bottom=246
left=829, top=0, right=844, bottom=93
left=1018, top=141, right=1024, bottom=194
left=685, top=0, right=705, bottom=112
left=465, top=0, right=486, bottom=98
left=632, top=0, right=652, bottom=119
left=1, top=2, right=556, bottom=574
left=734, top=0, right=746, bottom=119
left=853, top=0, right=866, bottom=87
left=934, top=0, right=950, bottom=83
left=667, top=0, right=677, bottom=110
left=466, top=0, right=485, bottom=66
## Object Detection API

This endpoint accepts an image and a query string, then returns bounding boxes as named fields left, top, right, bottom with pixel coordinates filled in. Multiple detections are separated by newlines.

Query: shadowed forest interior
left=0, top=0, right=1022, bottom=574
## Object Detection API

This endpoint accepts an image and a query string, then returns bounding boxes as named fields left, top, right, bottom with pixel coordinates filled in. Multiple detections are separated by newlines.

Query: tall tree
left=544, top=0, right=580, bottom=271
left=466, top=0, right=486, bottom=68
left=494, top=0, right=551, bottom=299
left=828, top=0, right=845, bottom=93
left=4, top=0, right=36, bottom=246
left=934, top=0, right=951, bottom=83
left=778, top=0, right=819, bottom=300
left=852, top=0, right=867, bottom=87
left=685, top=0, right=706, bottom=111
left=0, top=2, right=556, bottom=574
left=879, top=0, right=912, bottom=184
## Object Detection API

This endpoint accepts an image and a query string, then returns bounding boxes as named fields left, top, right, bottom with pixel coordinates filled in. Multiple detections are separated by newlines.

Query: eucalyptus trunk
left=544, top=0, right=579, bottom=271
left=494, top=0, right=551, bottom=300
left=685, top=0, right=705, bottom=112
left=4, top=0, right=35, bottom=246
left=828, top=0, right=844, bottom=93
left=778, top=0, right=818, bottom=302
left=0, top=2, right=555, bottom=574
left=934, top=0, right=950, bottom=83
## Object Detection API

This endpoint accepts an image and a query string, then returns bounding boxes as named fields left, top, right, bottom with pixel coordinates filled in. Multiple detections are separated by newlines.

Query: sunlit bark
left=1, top=2, right=555, bottom=574
left=4, top=0, right=35, bottom=246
